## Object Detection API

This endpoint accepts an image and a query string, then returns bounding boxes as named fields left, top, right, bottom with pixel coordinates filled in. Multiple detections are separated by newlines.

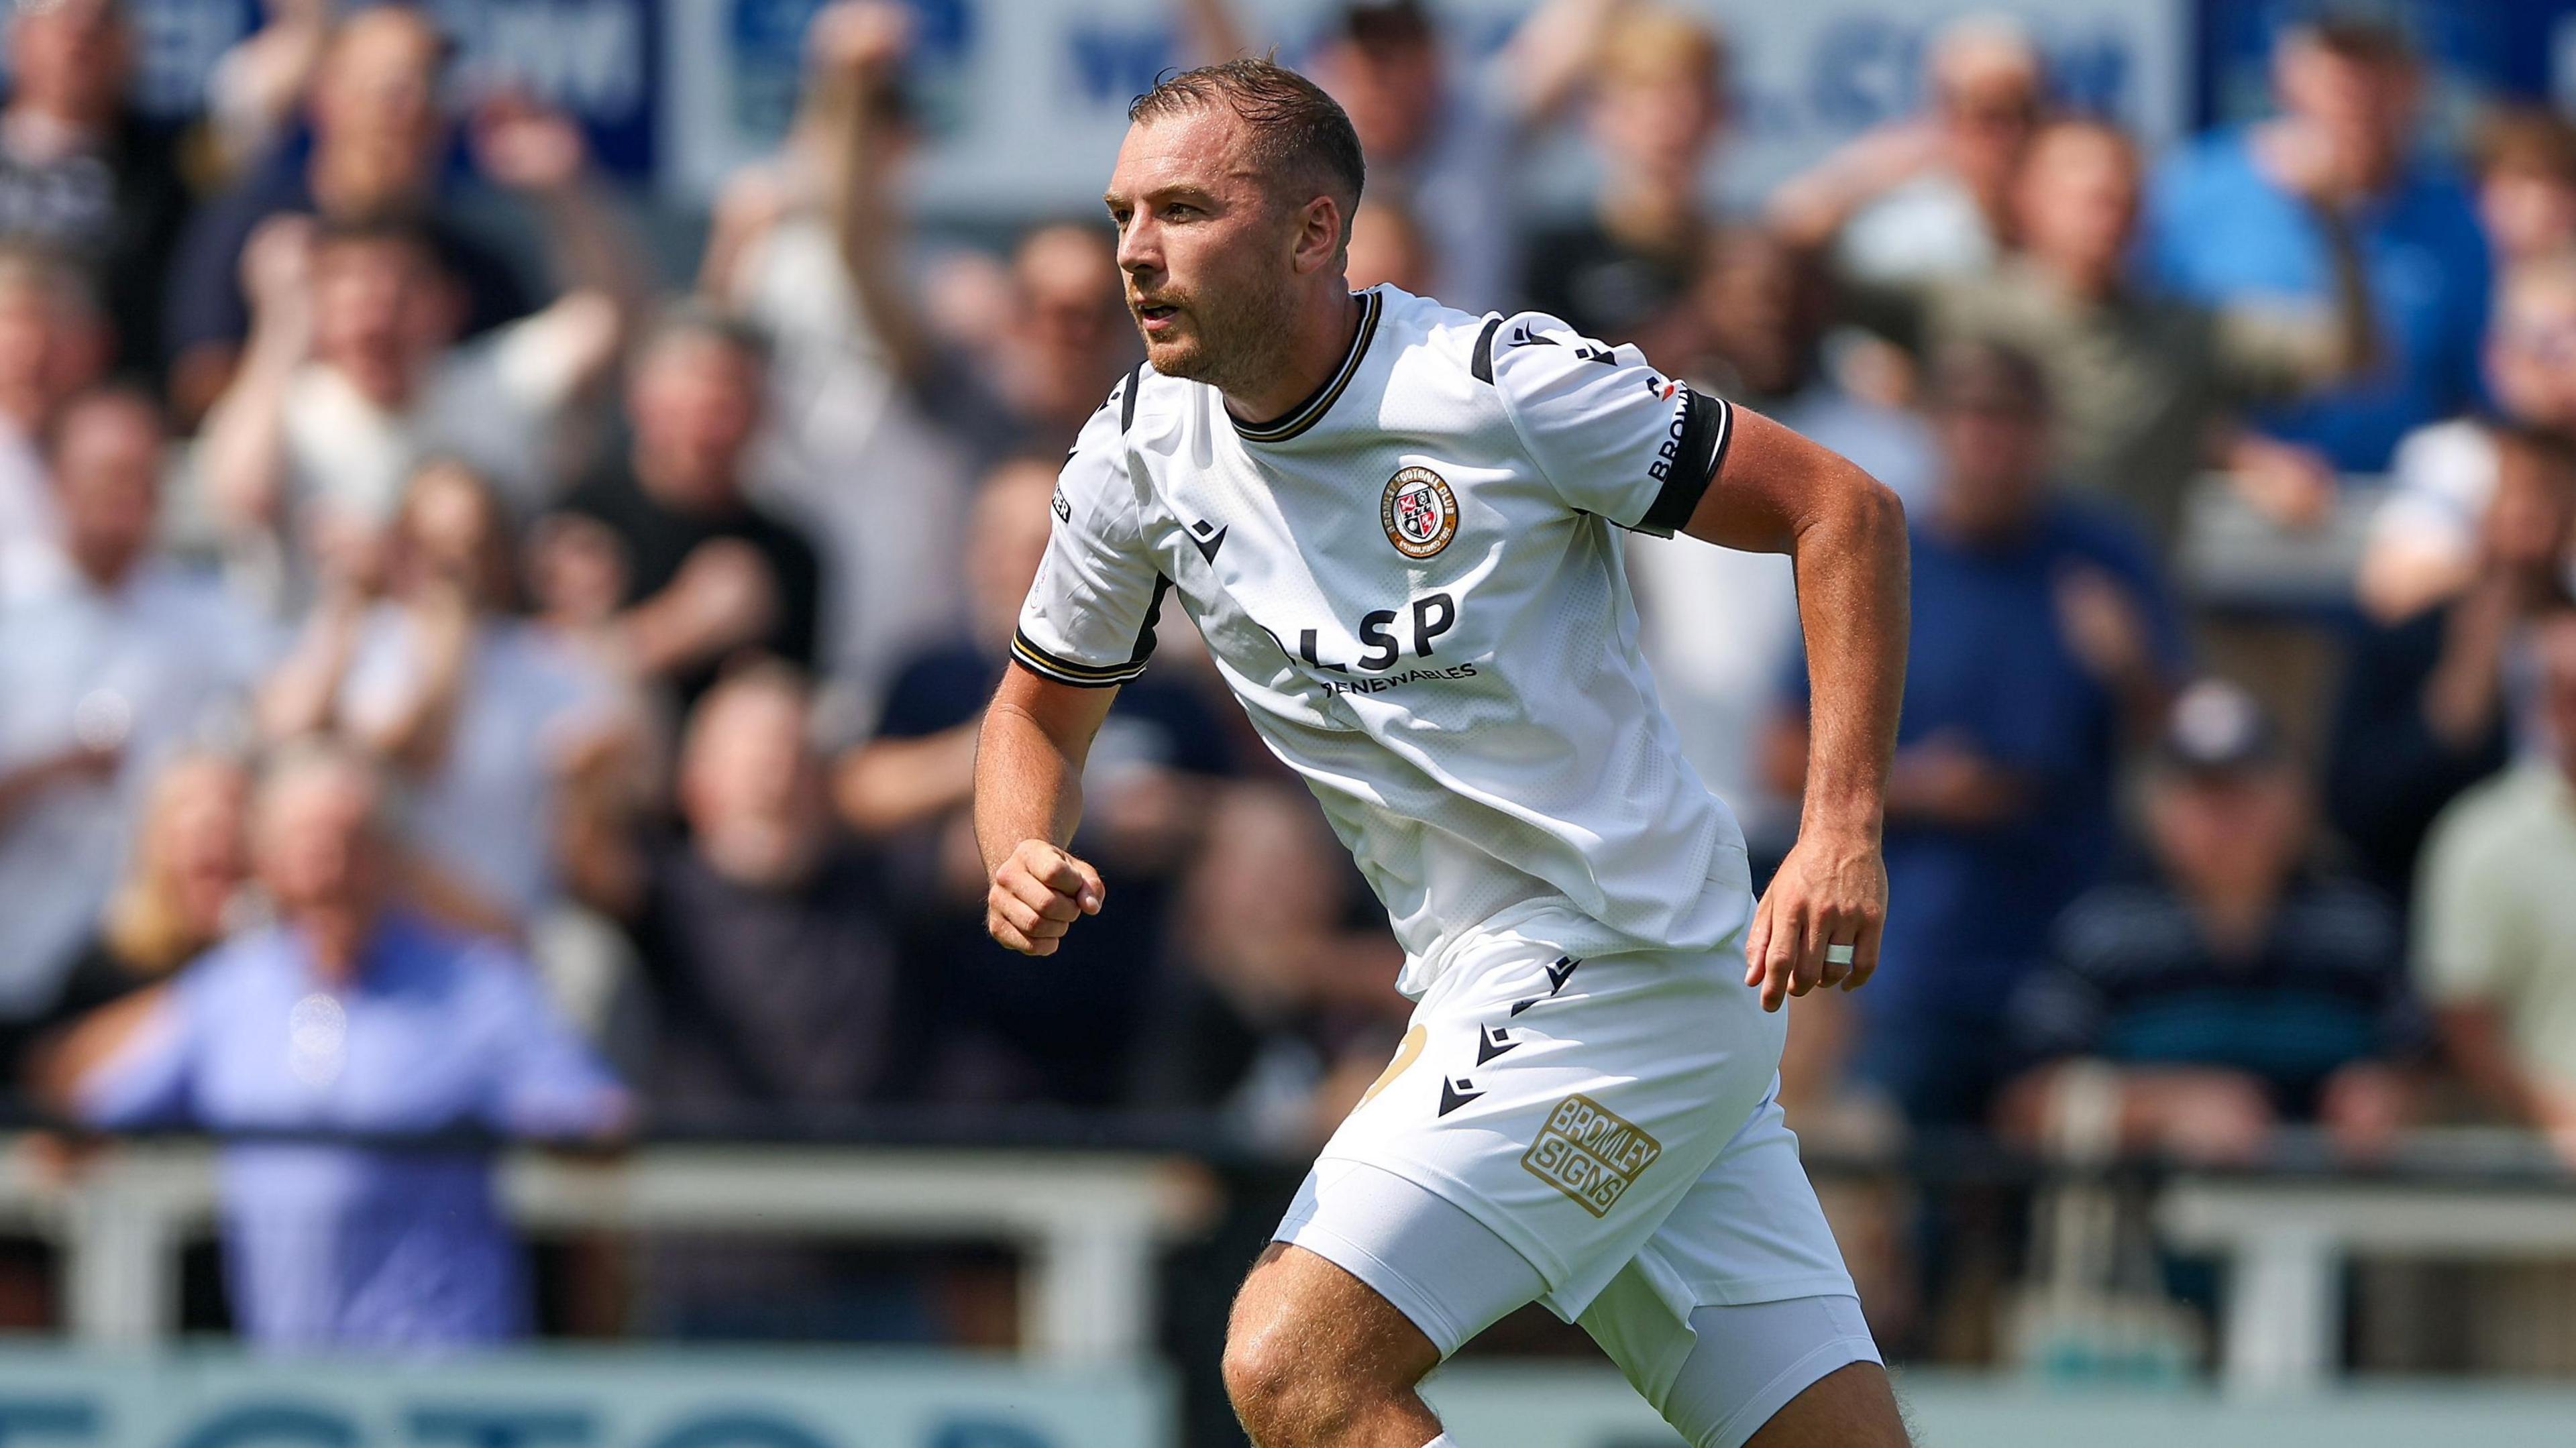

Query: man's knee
left=1224, top=1244, right=1438, bottom=1443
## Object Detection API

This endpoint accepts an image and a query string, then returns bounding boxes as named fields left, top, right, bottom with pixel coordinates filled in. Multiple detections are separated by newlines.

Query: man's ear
left=1291, top=194, right=1346, bottom=277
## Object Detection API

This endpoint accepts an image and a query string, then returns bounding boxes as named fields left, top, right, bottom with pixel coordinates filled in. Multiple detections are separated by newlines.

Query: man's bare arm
left=974, top=664, right=1120, bottom=956
left=1683, top=407, right=1911, bottom=1010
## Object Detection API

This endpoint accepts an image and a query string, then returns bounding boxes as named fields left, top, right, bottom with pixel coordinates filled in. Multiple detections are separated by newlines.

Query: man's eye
left=1164, top=205, right=1198, bottom=220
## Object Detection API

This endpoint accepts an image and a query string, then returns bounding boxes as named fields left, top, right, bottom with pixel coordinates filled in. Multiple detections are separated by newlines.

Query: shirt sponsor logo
left=1521, top=1093, right=1662, bottom=1218
left=1646, top=390, right=1695, bottom=487
left=1319, top=662, right=1478, bottom=697
left=1381, top=465, right=1459, bottom=559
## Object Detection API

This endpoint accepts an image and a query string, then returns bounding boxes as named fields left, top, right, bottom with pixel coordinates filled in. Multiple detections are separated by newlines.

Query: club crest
left=1380, top=466, right=1458, bottom=559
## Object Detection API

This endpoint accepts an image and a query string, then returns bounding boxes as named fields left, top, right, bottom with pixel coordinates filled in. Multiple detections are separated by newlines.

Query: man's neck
left=72, top=547, right=137, bottom=596
left=1222, top=288, right=1362, bottom=426
left=632, top=448, right=738, bottom=516
left=298, top=905, right=379, bottom=986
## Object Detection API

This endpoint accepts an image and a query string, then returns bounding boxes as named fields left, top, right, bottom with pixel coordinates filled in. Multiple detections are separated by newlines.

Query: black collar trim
left=1232, top=289, right=1382, bottom=443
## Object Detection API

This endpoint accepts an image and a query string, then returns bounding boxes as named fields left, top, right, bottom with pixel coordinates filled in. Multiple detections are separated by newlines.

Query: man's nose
left=1116, top=217, right=1160, bottom=277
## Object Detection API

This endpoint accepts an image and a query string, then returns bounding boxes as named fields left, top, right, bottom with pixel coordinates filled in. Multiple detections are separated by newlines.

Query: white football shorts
left=1273, top=899, right=1866, bottom=1424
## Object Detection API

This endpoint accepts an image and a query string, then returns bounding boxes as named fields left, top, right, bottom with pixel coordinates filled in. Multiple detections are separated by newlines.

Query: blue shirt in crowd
left=2143, top=127, right=2489, bottom=471
left=1799, top=502, right=2185, bottom=1120
left=80, top=911, right=627, bottom=1352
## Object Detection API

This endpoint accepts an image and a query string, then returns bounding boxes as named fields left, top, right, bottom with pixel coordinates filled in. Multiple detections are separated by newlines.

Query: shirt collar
left=1230, top=288, right=1383, bottom=445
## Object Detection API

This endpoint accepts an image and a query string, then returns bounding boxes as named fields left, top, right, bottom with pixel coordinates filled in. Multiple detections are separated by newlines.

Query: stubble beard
left=1140, top=266, right=1303, bottom=402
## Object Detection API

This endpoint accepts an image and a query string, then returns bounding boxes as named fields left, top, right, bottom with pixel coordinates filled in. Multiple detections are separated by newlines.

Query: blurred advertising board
left=662, top=0, right=2191, bottom=213
left=0, top=1349, right=1171, bottom=1448
left=101, top=0, right=2576, bottom=214
left=1423, top=1363, right=2576, bottom=1448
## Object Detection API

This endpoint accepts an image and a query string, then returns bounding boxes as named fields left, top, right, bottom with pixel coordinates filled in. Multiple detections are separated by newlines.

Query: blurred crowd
left=1, top=0, right=2574, bottom=1364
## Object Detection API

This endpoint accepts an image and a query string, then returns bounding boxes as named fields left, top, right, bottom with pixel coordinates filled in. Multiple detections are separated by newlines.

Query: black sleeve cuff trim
left=1636, top=388, right=1732, bottom=536
left=1011, top=630, right=1146, bottom=687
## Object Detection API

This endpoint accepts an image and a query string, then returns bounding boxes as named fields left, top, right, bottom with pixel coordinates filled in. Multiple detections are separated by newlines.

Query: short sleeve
left=1487, top=313, right=1732, bottom=537
left=1012, top=387, right=1170, bottom=687
left=472, top=948, right=629, bottom=1137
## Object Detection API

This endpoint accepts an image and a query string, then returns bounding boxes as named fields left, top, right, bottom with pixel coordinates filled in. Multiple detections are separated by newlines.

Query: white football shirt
left=1016, top=286, right=1752, bottom=996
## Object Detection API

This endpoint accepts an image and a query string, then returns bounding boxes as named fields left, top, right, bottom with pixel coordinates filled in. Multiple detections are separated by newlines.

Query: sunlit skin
left=1103, top=107, right=1359, bottom=422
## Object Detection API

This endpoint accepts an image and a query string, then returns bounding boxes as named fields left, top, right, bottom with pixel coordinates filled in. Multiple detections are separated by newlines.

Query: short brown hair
left=2475, top=105, right=2576, bottom=187
left=1128, top=58, right=1366, bottom=223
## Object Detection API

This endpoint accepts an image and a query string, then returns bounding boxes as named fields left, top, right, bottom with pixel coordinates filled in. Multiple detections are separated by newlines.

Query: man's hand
left=985, top=839, right=1106, bottom=956
left=1743, top=827, right=1887, bottom=1012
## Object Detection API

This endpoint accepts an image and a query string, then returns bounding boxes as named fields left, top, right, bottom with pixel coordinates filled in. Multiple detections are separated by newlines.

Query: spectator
left=2328, top=425, right=2576, bottom=901
left=953, top=222, right=1137, bottom=462
left=1136, top=782, right=1407, bottom=1150
left=555, top=308, right=825, bottom=706
left=1521, top=4, right=1727, bottom=341
left=2357, top=258, right=2576, bottom=623
left=607, top=661, right=908, bottom=1121
left=1770, top=13, right=2043, bottom=288
left=10, top=750, right=250, bottom=1084
left=2000, top=679, right=2420, bottom=1165
left=2143, top=17, right=2489, bottom=474
left=1768, top=342, right=2184, bottom=1124
left=2414, top=607, right=2576, bottom=1165
left=1342, top=195, right=1435, bottom=295
left=702, top=1, right=970, bottom=708
left=0, top=0, right=194, bottom=377
left=1629, top=227, right=1932, bottom=861
left=164, top=3, right=537, bottom=422
left=0, top=389, right=271, bottom=1017
left=1191, top=0, right=1623, bottom=315
left=1852, top=117, right=2377, bottom=546
left=839, top=456, right=1235, bottom=1105
left=53, top=740, right=629, bottom=1352
left=0, top=245, right=111, bottom=598
left=2471, top=106, right=2576, bottom=274
left=194, top=194, right=634, bottom=614
left=258, top=461, right=637, bottom=926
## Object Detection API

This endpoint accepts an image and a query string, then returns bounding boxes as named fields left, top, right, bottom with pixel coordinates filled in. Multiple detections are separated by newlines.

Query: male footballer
left=974, top=60, right=1911, bottom=1448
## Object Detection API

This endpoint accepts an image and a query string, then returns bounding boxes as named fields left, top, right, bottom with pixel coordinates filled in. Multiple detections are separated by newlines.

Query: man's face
left=1313, top=36, right=1438, bottom=163
left=680, top=684, right=811, bottom=836
left=2487, top=280, right=2576, bottom=431
left=965, top=461, right=1058, bottom=638
left=1934, top=396, right=2051, bottom=533
left=9, top=0, right=127, bottom=120
left=2015, top=129, right=2139, bottom=276
left=53, top=396, right=160, bottom=577
left=1013, top=225, right=1124, bottom=367
left=2276, top=40, right=2415, bottom=168
left=0, top=279, right=103, bottom=424
left=1693, top=235, right=1809, bottom=396
left=256, top=766, right=384, bottom=917
left=629, top=335, right=765, bottom=501
left=1589, top=66, right=1721, bottom=186
left=2149, top=766, right=2306, bottom=889
left=311, top=238, right=453, bottom=394
left=2478, top=440, right=2576, bottom=574
left=1106, top=108, right=1307, bottom=391
left=311, top=8, right=445, bottom=186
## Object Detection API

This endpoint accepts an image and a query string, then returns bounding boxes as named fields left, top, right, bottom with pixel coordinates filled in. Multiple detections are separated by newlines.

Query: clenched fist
left=986, top=839, right=1106, bottom=956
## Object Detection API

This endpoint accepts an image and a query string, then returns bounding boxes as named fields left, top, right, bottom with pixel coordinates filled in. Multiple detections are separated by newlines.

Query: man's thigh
left=1228, top=1241, right=1444, bottom=1387
left=1267, top=1158, right=1550, bottom=1359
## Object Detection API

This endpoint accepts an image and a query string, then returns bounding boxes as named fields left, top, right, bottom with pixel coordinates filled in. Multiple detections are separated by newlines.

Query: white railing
left=0, top=1138, right=1218, bottom=1362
